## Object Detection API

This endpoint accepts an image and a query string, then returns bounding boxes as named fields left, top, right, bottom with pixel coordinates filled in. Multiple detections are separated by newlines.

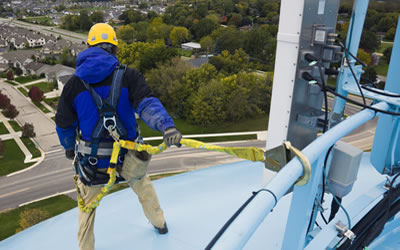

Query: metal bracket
left=335, top=220, right=356, bottom=242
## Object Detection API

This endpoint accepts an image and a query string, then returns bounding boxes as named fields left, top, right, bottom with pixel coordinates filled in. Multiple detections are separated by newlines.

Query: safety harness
left=75, top=64, right=128, bottom=186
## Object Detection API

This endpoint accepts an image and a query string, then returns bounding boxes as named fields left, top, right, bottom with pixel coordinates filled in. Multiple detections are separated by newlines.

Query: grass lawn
left=8, top=120, right=21, bottom=132
left=15, top=76, right=44, bottom=84
left=33, top=101, right=51, bottom=113
left=28, top=82, right=55, bottom=93
left=44, top=96, right=60, bottom=108
left=137, top=116, right=268, bottom=138
left=378, top=42, right=393, bottom=53
left=327, top=77, right=337, bottom=88
left=0, top=195, right=77, bottom=241
left=0, top=139, right=33, bottom=176
left=21, top=137, right=41, bottom=158
left=17, top=87, right=28, bottom=97
left=375, top=62, right=389, bottom=76
left=0, top=122, right=8, bottom=134
left=5, top=80, right=17, bottom=86
left=177, top=48, right=193, bottom=57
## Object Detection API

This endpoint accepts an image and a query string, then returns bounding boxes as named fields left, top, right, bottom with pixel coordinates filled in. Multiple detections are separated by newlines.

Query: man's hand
left=65, top=149, right=75, bottom=160
left=163, top=127, right=182, bottom=147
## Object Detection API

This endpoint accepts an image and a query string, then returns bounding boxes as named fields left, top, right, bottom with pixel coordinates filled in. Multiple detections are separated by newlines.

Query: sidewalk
left=0, top=79, right=61, bottom=152
left=0, top=112, right=34, bottom=163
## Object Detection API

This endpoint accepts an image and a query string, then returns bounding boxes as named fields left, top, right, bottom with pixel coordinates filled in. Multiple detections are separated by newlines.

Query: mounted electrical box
left=327, top=141, right=363, bottom=198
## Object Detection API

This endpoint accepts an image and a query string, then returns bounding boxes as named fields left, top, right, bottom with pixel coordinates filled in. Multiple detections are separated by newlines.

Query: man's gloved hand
left=65, top=149, right=75, bottom=160
left=163, top=127, right=182, bottom=147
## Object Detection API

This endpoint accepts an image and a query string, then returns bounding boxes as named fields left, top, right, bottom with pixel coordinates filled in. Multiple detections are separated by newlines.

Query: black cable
left=205, top=188, right=277, bottom=249
left=317, top=62, right=329, bottom=133
left=390, top=171, right=400, bottom=189
left=338, top=41, right=367, bottom=68
left=320, top=145, right=334, bottom=225
left=340, top=41, right=367, bottom=106
left=361, top=85, right=400, bottom=98
left=324, top=86, right=400, bottom=116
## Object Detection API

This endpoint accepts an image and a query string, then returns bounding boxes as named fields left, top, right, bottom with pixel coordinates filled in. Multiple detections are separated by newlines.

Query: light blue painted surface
left=305, top=153, right=387, bottom=249
left=331, top=0, right=369, bottom=121
left=0, top=162, right=265, bottom=250
left=211, top=102, right=389, bottom=249
left=281, top=156, right=326, bottom=250
left=371, top=18, right=400, bottom=174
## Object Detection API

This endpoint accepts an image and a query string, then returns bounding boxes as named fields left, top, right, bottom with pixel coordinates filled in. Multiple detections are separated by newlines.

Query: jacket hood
left=75, top=47, right=119, bottom=84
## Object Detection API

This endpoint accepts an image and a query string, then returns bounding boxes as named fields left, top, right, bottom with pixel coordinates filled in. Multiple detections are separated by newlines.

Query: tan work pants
left=77, top=150, right=165, bottom=250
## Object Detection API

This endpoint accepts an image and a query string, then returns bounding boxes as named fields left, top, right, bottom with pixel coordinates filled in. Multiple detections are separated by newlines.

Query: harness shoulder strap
left=80, top=64, right=128, bottom=157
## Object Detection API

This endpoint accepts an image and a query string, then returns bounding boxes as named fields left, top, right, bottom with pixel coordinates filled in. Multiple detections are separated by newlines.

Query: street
left=0, top=140, right=266, bottom=212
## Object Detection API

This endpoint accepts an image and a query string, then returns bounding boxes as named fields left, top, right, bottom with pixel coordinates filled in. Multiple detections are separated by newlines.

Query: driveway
left=0, top=80, right=60, bottom=152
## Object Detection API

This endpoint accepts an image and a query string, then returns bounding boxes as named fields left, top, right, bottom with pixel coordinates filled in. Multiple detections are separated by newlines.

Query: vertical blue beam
left=281, top=156, right=326, bottom=250
left=371, top=18, right=400, bottom=173
left=330, top=0, right=369, bottom=125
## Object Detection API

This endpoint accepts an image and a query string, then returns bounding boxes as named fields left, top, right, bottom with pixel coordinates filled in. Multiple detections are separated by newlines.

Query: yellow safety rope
left=75, top=141, right=120, bottom=213
left=75, top=139, right=309, bottom=212
left=119, top=139, right=265, bottom=162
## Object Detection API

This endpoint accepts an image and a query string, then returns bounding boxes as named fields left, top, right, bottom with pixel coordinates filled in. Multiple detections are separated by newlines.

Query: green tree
left=360, top=30, right=380, bottom=52
left=211, top=27, right=244, bottom=54
left=146, top=18, right=173, bottom=42
left=132, top=21, right=150, bottom=42
left=117, top=25, right=135, bottom=43
left=357, top=49, right=371, bottom=66
left=385, top=27, right=396, bottom=41
left=189, top=80, right=228, bottom=125
left=191, top=18, right=218, bottom=40
left=79, top=10, right=92, bottom=31
left=170, top=26, right=189, bottom=46
left=244, top=24, right=276, bottom=67
left=361, top=66, right=377, bottom=85
left=200, top=36, right=215, bottom=54
left=209, top=49, right=249, bottom=74
left=383, top=47, right=392, bottom=64
left=138, top=46, right=177, bottom=72
left=145, top=58, right=193, bottom=116
left=377, top=16, right=395, bottom=32
left=90, top=11, right=105, bottom=23
left=228, top=14, right=242, bottom=27
left=138, top=2, right=148, bottom=9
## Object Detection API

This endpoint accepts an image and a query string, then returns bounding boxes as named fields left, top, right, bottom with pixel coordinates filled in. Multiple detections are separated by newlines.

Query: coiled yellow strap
left=75, top=139, right=308, bottom=212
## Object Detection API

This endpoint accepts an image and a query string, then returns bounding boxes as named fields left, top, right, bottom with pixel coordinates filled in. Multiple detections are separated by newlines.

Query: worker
left=55, top=23, right=182, bottom=250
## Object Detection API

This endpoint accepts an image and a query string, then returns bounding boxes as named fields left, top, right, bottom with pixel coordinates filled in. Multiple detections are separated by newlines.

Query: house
left=181, top=42, right=201, bottom=50
left=0, top=63, right=9, bottom=72
left=10, top=36, right=26, bottom=49
left=70, top=44, right=87, bottom=57
left=36, top=64, right=75, bottom=88
left=57, top=74, right=73, bottom=90
left=0, top=50, right=37, bottom=75
left=24, top=61, right=46, bottom=75
left=26, top=33, right=46, bottom=48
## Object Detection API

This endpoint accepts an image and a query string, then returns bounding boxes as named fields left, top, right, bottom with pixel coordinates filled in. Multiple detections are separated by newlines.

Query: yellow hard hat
left=87, top=23, right=118, bottom=46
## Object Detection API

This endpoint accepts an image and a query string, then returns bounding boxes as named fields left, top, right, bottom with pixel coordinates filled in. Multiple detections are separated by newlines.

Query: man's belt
left=77, top=140, right=114, bottom=156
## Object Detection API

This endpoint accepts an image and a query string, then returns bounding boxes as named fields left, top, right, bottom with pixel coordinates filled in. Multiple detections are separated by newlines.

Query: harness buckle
left=103, top=115, right=117, bottom=131
left=88, top=156, right=98, bottom=166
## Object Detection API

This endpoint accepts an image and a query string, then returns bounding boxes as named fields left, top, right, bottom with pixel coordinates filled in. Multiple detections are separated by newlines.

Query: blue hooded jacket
left=56, top=47, right=175, bottom=168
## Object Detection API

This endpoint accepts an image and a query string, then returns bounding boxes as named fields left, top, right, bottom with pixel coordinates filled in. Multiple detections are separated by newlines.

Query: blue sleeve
left=56, top=121, right=78, bottom=150
left=138, top=97, right=175, bottom=133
